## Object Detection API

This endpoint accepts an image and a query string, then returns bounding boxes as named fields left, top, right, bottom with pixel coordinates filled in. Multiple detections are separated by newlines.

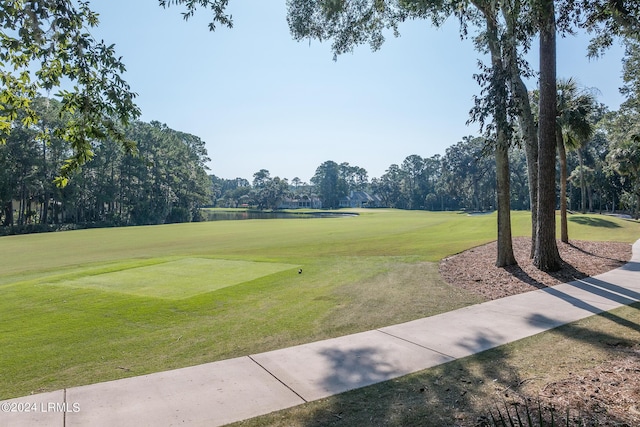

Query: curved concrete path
left=2, top=239, right=639, bottom=427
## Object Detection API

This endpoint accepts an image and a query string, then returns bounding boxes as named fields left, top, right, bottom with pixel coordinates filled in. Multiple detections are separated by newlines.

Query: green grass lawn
left=1, top=209, right=638, bottom=399
left=46, top=258, right=299, bottom=299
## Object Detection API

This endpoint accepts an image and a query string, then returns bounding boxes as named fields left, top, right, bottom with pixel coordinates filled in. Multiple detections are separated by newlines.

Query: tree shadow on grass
left=530, top=276, right=640, bottom=333
left=502, top=260, right=591, bottom=290
left=506, top=264, right=640, bottom=333
left=281, top=339, right=523, bottom=426
left=568, top=216, right=621, bottom=228
left=566, top=242, right=631, bottom=264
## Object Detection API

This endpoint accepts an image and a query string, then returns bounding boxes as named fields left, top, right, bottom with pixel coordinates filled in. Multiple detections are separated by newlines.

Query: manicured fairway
left=0, top=209, right=638, bottom=399
left=46, top=258, right=299, bottom=299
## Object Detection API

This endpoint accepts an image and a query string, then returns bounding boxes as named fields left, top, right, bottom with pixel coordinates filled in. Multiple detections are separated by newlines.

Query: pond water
left=203, top=211, right=358, bottom=221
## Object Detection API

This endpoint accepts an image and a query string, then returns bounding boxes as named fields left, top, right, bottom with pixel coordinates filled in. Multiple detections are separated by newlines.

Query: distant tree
left=373, top=164, right=403, bottom=208
left=608, top=135, right=640, bottom=219
left=400, top=155, right=426, bottom=210
left=210, top=176, right=250, bottom=207
left=252, top=169, right=271, bottom=189
left=291, top=177, right=302, bottom=193
left=441, top=137, right=496, bottom=212
left=509, top=148, right=531, bottom=211
left=556, top=78, right=596, bottom=241
left=0, top=96, right=71, bottom=226
left=255, top=176, right=290, bottom=210
left=602, top=38, right=640, bottom=219
left=312, top=160, right=348, bottom=209
left=569, top=165, right=595, bottom=211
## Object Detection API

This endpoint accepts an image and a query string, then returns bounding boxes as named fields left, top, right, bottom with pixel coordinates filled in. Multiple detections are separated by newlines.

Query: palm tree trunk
left=558, top=129, right=569, bottom=243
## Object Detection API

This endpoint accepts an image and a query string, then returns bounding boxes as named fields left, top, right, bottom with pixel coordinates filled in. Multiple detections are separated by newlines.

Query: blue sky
left=91, top=1, right=626, bottom=183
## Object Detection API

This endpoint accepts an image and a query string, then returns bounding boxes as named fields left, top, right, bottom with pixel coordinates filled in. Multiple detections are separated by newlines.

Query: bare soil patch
left=440, top=238, right=639, bottom=426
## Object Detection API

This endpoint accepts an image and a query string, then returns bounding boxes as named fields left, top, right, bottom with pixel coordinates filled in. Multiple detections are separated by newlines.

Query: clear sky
left=90, top=1, right=626, bottom=183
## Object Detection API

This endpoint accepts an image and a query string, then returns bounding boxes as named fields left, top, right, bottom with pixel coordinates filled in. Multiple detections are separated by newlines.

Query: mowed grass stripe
left=0, top=210, right=481, bottom=277
left=44, top=258, right=298, bottom=299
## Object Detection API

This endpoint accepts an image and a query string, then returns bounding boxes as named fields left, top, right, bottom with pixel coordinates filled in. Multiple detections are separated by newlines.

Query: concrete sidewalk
left=2, top=239, right=639, bottom=427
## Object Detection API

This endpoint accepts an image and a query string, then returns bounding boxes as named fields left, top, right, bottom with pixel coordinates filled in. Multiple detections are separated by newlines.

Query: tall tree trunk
left=474, top=0, right=516, bottom=267
left=41, top=137, right=49, bottom=225
left=578, top=150, right=587, bottom=213
left=19, top=175, right=26, bottom=226
left=557, top=129, right=569, bottom=243
left=2, top=201, right=12, bottom=226
left=534, top=0, right=563, bottom=272
left=502, top=0, right=538, bottom=258
left=496, top=135, right=517, bottom=266
left=513, top=75, right=539, bottom=257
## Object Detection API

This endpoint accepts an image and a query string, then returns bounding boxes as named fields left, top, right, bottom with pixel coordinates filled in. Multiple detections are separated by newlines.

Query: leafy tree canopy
left=158, top=0, right=234, bottom=30
left=0, top=1, right=143, bottom=185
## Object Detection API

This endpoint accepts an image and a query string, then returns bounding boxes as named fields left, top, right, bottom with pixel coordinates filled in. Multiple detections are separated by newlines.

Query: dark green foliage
left=441, top=137, right=497, bottom=211
left=0, top=99, right=212, bottom=228
left=252, top=171, right=290, bottom=210
left=602, top=39, right=640, bottom=219
left=0, top=1, right=141, bottom=182
left=311, top=160, right=348, bottom=209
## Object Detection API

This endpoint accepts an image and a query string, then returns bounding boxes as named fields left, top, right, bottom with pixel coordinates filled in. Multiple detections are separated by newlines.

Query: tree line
left=211, top=103, right=639, bottom=218
left=0, top=97, right=211, bottom=231
left=5, top=78, right=636, bottom=233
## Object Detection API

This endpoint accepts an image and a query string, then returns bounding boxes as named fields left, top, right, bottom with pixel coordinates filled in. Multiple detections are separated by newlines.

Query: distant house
left=339, top=191, right=383, bottom=208
left=278, top=195, right=323, bottom=209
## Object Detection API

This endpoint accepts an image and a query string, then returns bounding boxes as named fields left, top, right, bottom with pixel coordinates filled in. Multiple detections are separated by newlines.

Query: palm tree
left=556, top=78, right=596, bottom=243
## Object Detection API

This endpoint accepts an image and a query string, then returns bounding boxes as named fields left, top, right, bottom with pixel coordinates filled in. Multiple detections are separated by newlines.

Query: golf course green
left=1, top=209, right=638, bottom=399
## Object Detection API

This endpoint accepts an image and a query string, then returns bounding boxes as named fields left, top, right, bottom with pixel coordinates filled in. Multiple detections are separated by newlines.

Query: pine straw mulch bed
left=439, top=237, right=632, bottom=301
left=440, top=237, right=640, bottom=426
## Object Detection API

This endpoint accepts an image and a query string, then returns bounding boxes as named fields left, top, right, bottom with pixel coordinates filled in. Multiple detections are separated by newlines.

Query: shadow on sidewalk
left=279, top=336, right=522, bottom=426
left=619, top=260, right=640, bottom=272
left=316, top=347, right=402, bottom=398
